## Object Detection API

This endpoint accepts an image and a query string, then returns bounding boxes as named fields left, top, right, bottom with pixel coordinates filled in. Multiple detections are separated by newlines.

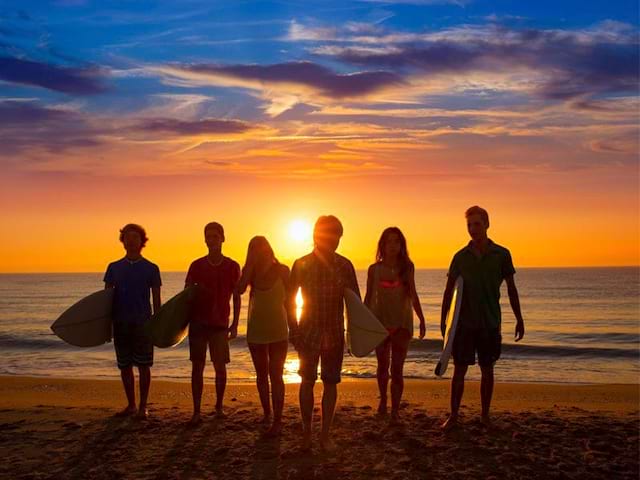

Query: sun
left=288, top=219, right=312, bottom=244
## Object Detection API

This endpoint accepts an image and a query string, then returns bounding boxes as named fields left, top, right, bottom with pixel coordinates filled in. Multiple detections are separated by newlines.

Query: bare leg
left=299, top=380, right=315, bottom=450
left=320, top=382, right=338, bottom=450
left=390, top=341, right=408, bottom=422
left=480, top=364, right=494, bottom=425
left=442, top=364, right=468, bottom=430
left=249, top=345, right=271, bottom=421
left=375, top=341, right=390, bottom=415
left=137, top=365, right=151, bottom=418
left=190, top=360, right=205, bottom=424
left=266, top=341, right=287, bottom=436
left=117, top=366, right=137, bottom=416
left=213, top=361, right=227, bottom=414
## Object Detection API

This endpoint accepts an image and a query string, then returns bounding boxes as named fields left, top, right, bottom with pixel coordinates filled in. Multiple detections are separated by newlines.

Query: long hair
left=244, top=236, right=279, bottom=286
left=375, top=227, right=413, bottom=290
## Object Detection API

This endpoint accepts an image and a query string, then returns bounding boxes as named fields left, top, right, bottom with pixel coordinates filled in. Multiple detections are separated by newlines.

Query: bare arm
left=286, top=262, right=300, bottom=342
left=151, top=287, right=161, bottom=315
left=408, top=266, right=426, bottom=339
left=228, top=291, right=241, bottom=340
left=505, top=275, right=525, bottom=341
left=235, top=262, right=254, bottom=296
left=440, top=275, right=457, bottom=337
left=363, top=264, right=375, bottom=307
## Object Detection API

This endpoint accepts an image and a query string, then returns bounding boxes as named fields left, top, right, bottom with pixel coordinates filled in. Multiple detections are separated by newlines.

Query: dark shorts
left=452, top=327, right=501, bottom=367
left=189, top=322, right=230, bottom=365
left=113, top=321, right=153, bottom=369
left=298, top=343, right=344, bottom=385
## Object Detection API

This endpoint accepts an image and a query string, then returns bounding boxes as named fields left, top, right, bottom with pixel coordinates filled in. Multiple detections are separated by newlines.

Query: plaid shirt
left=289, top=251, right=360, bottom=351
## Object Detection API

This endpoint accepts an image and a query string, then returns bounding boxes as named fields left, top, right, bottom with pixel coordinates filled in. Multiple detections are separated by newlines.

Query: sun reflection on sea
left=283, top=357, right=301, bottom=384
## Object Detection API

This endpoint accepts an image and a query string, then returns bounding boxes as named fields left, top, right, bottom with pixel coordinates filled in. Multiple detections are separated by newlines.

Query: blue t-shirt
left=104, top=257, right=162, bottom=325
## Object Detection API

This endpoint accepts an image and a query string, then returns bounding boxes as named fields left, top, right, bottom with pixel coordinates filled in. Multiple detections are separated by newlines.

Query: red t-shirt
left=185, top=256, right=240, bottom=328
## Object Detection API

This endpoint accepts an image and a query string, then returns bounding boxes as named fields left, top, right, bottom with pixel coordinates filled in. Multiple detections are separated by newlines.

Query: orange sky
left=1, top=163, right=638, bottom=273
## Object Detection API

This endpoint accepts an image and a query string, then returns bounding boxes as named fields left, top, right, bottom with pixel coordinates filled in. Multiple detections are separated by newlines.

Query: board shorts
left=188, top=322, right=230, bottom=365
left=113, top=321, right=154, bottom=369
left=452, top=327, right=501, bottom=367
left=298, top=342, right=344, bottom=385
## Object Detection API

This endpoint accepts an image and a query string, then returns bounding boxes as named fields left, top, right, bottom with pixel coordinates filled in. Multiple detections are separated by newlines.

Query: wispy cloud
left=134, top=118, right=254, bottom=136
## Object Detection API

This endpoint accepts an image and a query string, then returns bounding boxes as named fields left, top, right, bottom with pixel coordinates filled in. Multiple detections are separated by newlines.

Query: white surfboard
left=345, top=288, right=388, bottom=357
left=51, top=289, right=114, bottom=347
left=435, top=277, right=464, bottom=377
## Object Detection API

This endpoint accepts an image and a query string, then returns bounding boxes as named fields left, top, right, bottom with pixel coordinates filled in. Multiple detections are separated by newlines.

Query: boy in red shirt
left=186, top=222, right=241, bottom=425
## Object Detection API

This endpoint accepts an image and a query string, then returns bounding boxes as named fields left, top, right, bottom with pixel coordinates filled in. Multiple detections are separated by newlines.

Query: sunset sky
left=1, top=0, right=638, bottom=272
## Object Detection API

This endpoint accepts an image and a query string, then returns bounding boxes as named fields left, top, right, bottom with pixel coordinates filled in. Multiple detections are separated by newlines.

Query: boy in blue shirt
left=104, top=224, right=162, bottom=419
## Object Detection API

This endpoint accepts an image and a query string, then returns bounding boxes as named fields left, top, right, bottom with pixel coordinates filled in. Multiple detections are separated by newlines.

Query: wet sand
left=0, top=376, right=638, bottom=479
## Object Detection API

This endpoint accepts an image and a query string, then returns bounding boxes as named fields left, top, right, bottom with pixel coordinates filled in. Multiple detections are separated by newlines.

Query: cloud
left=159, top=61, right=404, bottom=99
left=134, top=118, right=253, bottom=136
left=307, top=23, right=639, bottom=101
left=0, top=56, right=108, bottom=94
left=0, top=100, right=103, bottom=155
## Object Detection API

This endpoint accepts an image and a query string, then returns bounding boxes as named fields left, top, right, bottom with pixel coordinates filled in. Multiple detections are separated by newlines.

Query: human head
left=119, top=223, right=148, bottom=254
left=465, top=205, right=489, bottom=241
left=204, top=222, right=225, bottom=252
left=246, top=236, right=277, bottom=267
left=313, top=215, right=343, bottom=254
left=376, top=227, right=408, bottom=263
left=376, top=227, right=412, bottom=285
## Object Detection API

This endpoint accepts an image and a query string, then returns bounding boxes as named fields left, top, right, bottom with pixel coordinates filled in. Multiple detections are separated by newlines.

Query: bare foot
left=114, top=406, right=137, bottom=418
left=264, top=421, right=283, bottom=438
left=377, top=399, right=388, bottom=416
left=135, top=408, right=149, bottom=420
left=441, top=414, right=459, bottom=432
left=390, top=411, right=400, bottom=425
left=320, top=436, right=336, bottom=452
left=301, top=431, right=312, bottom=452
left=188, top=413, right=202, bottom=426
left=214, top=406, right=226, bottom=418
left=260, top=413, right=272, bottom=424
left=480, top=415, right=492, bottom=428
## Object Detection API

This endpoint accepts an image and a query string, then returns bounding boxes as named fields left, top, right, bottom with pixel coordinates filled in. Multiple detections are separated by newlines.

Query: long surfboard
left=435, top=277, right=464, bottom=377
left=146, top=286, right=199, bottom=348
left=51, top=289, right=114, bottom=347
left=345, top=288, right=388, bottom=357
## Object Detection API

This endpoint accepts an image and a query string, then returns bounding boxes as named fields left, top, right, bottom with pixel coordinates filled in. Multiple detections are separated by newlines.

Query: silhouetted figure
left=364, top=227, right=426, bottom=423
left=235, top=236, right=290, bottom=437
left=440, top=206, right=525, bottom=430
left=104, top=223, right=161, bottom=420
left=185, top=222, right=240, bottom=425
left=287, top=215, right=360, bottom=452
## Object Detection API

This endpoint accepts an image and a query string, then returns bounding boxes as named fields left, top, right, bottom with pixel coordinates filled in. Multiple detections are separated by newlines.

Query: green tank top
left=247, top=277, right=288, bottom=344
left=368, top=263, right=414, bottom=334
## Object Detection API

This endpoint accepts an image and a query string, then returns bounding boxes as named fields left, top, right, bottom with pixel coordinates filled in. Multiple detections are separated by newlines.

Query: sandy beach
left=0, top=376, right=637, bottom=479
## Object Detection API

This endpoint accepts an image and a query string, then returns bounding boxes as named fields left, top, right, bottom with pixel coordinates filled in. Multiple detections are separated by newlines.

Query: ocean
left=0, top=268, right=638, bottom=385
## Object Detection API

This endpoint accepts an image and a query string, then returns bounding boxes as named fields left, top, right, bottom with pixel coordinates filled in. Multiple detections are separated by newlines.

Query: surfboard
left=344, top=288, right=388, bottom=357
left=50, top=289, right=114, bottom=347
left=435, top=276, right=464, bottom=377
left=146, top=285, right=198, bottom=348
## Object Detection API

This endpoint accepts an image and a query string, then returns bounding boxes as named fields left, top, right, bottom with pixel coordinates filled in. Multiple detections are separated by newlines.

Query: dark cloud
left=0, top=56, right=108, bottom=95
left=176, top=61, right=404, bottom=98
left=135, top=118, right=253, bottom=135
left=321, top=28, right=639, bottom=101
left=0, top=101, right=102, bottom=155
